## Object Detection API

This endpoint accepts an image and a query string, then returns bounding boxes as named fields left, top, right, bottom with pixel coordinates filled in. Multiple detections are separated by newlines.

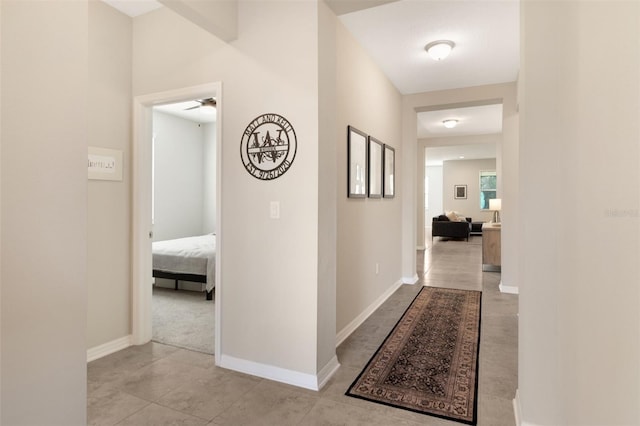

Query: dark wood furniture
left=153, top=269, right=213, bottom=300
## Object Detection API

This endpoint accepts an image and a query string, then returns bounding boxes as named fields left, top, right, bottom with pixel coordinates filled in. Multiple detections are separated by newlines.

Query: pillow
left=445, top=211, right=459, bottom=221
left=446, top=211, right=467, bottom=222
left=437, top=214, right=449, bottom=221
left=454, top=211, right=468, bottom=222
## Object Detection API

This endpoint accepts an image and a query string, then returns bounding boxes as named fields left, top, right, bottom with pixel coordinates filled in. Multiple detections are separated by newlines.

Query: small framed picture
left=383, top=145, right=395, bottom=198
left=454, top=184, right=467, bottom=199
left=368, top=136, right=383, bottom=198
left=348, top=126, right=367, bottom=198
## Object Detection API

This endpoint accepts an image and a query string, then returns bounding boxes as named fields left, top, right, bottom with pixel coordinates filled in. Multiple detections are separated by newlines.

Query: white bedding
left=152, top=234, right=216, bottom=292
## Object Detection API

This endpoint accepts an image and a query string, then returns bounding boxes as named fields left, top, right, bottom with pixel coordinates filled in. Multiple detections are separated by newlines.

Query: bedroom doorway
left=150, top=98, right=217, bottom=354
left=132, top=82, right=222, bottom=361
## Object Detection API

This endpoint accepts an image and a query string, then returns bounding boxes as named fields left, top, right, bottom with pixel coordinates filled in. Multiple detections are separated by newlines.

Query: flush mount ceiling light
left=443, top=119, right=458, bottom=129
left=425, top=40, right=455, bottom=61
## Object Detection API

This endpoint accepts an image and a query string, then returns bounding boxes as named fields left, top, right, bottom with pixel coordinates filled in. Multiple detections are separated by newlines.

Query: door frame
left=131, top=82, right=223, bottom=362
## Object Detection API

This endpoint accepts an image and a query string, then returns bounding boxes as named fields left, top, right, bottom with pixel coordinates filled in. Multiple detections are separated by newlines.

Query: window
left=479, top=171, right=496, bottom=210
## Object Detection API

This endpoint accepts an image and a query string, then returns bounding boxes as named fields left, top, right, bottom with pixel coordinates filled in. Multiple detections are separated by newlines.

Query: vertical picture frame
left=383, top=145, right=395, bottom=198
left=348, top=126, right=368, bottom=198
left=454, top=184, right=467, bottom=199
left=368, top=136, right=383, bottom=198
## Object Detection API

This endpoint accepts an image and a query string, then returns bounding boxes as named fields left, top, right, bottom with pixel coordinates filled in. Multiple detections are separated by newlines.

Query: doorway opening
left=150, top=98, right=217, bottom=354
left=417, top=102, right=502, bottom=249
left=132, top=82, right=222, bottom=361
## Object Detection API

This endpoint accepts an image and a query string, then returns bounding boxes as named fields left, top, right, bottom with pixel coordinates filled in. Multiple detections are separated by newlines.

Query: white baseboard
left=499, top=280, right=519, bottom=294
left=317, top=356, right=341, bottom=390
left=218, top=354, right=338, bottom=391
left=335, top=279, right=404, bottom=347
left=87, top=335, right=132, bottom=362
left=402, top=274, right=419, bottom=285
left=513, top=389, right=543, bottom=426
left=416, top=245, right=426, bottom=250
left=513, top=389, right=522, bottom=426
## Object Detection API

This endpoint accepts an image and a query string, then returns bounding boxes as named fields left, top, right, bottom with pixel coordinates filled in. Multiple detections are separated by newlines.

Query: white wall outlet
left=375, top=262, right=379, bottom=275
left=270, top=201, right=280, bottom=219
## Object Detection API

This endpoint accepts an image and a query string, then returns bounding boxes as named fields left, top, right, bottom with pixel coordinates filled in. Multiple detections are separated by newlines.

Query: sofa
left=432, top=215, right=472, bottom=241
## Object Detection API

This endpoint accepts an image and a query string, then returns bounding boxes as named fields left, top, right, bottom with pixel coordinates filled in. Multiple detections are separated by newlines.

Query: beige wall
left=317, top=0, right=338, bottom=370
left=158, top=0, right=237, bottom=42
left=87, top=0, right=404, bottom=385
left=203, top=122, right=217, bottom=234
left=87, top=0, right=133, bottom=350
left=152, top=111, right=205, bottom=241
left=335, top=15, right=403, bottom=333
left=0, top=0, right=3, bottom=419
left=519, top=1, right=640, bottom=424
left=133, top=1, right=332, bottom=379
left=497, top=83, right=518, bottom=292
left=442, top=158, right=496, bottom=222
left=1, top=0, right=88, bottom=423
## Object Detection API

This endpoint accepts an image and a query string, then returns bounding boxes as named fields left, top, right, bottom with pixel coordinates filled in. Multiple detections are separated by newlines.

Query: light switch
left=270, top=201, right=280, bottom=219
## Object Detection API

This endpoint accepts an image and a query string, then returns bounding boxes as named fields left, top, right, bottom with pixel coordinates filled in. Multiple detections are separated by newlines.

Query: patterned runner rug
left=346, top=286, right=481, bottom=425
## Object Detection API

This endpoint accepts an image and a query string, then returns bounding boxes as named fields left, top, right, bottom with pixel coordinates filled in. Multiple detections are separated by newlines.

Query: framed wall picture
left=368, top=136, right=383, bottom=198
left=348, top=126, right=367, bottom=198
left=454, top=184, right=467, bottom=199
left=383, top=145, right=395, bottom=198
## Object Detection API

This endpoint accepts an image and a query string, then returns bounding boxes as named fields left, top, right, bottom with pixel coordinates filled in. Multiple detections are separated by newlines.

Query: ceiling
left=425, top=144, right=496, bottom=167
left=324, top=0, right=399, bottom=16
left=339, top=0, right=520, bottom=95
left=101, top=0, right=396, bottom=19
left=417, top=104, right=503, bottom=139
left=102, top=1, right=519, bottom=96
left=154, top=100, right=217, bottom=124
left=101, top=0, right=162, bottom=17
left=336, top=0, right=518, bottom=163
left=103, top=0, right=518, bottom=157
left=418, top=102, right=503, bottom=164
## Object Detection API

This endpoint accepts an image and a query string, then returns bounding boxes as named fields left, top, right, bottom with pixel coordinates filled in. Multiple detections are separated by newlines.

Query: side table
left=482, top=223, right=501, bottom=272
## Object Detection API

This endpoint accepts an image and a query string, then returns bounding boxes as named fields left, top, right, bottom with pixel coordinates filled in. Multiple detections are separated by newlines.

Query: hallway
left=88, top=237, right=518, bottom=425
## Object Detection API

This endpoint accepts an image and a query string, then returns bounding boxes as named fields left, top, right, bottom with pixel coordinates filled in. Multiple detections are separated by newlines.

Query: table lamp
left=489, top=198, right=502, bottom=224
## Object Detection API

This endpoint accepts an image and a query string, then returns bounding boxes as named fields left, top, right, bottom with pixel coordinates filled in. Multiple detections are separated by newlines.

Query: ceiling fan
left=185, top=98, right=216, bottom=111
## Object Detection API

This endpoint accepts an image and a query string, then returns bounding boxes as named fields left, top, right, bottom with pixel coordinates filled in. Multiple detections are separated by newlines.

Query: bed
left=152, top=234, right=216, bottom=300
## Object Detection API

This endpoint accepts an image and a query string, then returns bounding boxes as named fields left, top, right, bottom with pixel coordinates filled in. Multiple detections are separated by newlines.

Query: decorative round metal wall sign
left=240, top=113, right=297, bottom=180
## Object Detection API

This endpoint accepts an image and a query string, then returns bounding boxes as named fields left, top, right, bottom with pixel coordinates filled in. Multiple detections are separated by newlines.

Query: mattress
left=152, top=234, right=216, bottom=292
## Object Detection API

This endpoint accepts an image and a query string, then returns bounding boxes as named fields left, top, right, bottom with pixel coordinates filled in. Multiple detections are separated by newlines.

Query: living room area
left=426, top=157, right=500, bottom=241
left=420, top=116, right=500, bottom=238
left=417, top=105, right=506, bottom=288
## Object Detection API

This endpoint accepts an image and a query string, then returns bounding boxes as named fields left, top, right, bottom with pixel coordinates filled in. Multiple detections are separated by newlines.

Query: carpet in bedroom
left=152, top=286, right=214, bottom=355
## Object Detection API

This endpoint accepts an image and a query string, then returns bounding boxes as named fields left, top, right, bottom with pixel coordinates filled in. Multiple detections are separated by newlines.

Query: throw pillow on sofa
left=445, top=211, right=458, bottom=221
left=446, top=211, right=467, bottom=222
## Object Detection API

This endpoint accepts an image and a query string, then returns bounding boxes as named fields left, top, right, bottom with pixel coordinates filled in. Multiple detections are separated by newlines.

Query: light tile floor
left=88, top=236, right=518, bottom=425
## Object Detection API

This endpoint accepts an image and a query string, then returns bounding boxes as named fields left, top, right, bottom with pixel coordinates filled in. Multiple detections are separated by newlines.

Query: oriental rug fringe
left=346, top=286, right=481, bottom=425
